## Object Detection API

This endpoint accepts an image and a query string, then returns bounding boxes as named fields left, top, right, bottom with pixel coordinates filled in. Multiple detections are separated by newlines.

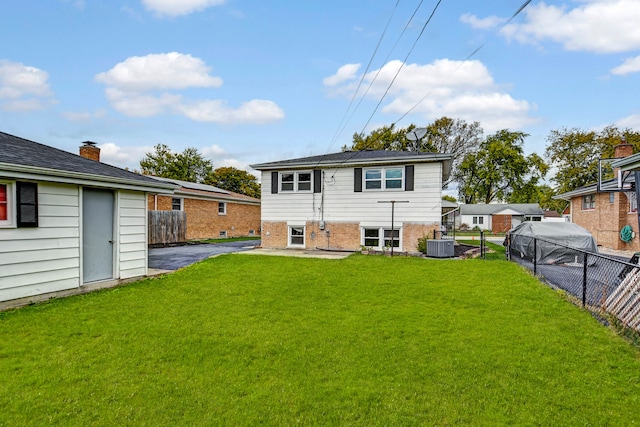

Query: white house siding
left=261, top=163, right=443, bottom=224
left=261, top=163, right=443, bottom=250
left=0, top=182, right=81, bottom=301
left=116, top=191, right=148, bottom=279
left=459, top=214, right=490, bottom=230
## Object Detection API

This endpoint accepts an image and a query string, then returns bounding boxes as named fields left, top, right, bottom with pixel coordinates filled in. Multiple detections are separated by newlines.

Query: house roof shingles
left=0, top=132, right=173, bottom=189
left=459, top=203, right=544, bottom=216
left=250, top=150, right=452, bottom=170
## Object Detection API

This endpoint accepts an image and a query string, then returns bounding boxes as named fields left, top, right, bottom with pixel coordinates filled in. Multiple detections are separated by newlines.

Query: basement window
left=362, top=227, right=401, bottom=249
left=289, top=226, right=305, bottom=247
left=219, top=230, right=227, bottom=238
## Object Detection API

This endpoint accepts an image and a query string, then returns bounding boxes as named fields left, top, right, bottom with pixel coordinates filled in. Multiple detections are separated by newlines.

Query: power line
left=359, top=0, right=444, bottom=142
left=395, top=0, right=533, bottom=125
left=325, top=0, right=402, bottom=155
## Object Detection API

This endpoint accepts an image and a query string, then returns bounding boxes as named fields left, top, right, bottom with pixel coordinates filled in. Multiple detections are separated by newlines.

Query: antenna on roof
left=405, top=128, right=427, bottom=141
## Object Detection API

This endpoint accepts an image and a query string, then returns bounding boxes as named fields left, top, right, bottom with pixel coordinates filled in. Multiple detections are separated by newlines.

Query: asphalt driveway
left=149, top=240, right=260, bottom=271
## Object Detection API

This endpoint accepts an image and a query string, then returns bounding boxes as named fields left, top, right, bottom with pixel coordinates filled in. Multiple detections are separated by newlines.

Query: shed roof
left=0, top=132, right=174, bottom=191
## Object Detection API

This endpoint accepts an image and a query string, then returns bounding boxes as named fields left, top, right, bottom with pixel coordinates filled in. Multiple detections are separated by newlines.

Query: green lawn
left=1, top=255, right=639, bottom=425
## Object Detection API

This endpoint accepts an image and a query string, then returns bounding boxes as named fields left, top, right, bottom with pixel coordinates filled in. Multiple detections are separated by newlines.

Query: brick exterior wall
left=149, top=195, right=260, bottom=240
left=571, top=192, right=640, bottom=251
left=261, top=221, right=288, bottom=249
left=491, top=214, right=512, bottom=233
left=261, top=220, right=437, bottom=252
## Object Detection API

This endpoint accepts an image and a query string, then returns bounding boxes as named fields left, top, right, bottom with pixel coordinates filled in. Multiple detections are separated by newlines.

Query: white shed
left=0, top=132, right=175, bottom=304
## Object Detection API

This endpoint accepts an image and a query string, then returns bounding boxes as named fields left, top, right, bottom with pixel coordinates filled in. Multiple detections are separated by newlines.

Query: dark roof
left=460, top=203, right=544, bottom=216
left=250, top=150, right=452, bottom=170
left=0, top=132, right=171, bottom=188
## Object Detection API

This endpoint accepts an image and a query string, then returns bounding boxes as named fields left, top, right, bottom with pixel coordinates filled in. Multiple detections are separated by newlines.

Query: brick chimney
left=614, top=138, right=633, bottom=159
left=79, top=141, right=100, bottom=161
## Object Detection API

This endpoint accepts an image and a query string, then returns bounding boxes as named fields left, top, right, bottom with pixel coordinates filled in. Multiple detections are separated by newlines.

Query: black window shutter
left=405, top=165, right=414, bottom=191
left=271, top=171, right=279, bottom=194
left=17, top=181, right=38, bottom=227
left=354, top=168, right=362, bottom=192
left=313, top=170, right=322, bottom=193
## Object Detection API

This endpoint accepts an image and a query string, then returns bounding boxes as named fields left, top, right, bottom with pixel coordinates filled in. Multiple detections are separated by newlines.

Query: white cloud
left=62, top=109, right=107, bottom=122
left=460, top=13, right=505, bottom=30
left=104, top=88, right=183, bottom=117
left=95, top=52, right=222, bottom=91
left=323, top=63, right=361, bottom=87
left=0, top=60, right=55, bottom=111
left=96, top=52, right=284, bottom=124
left=325, top=58, right=536, bottom=133
left=500, top=0, right=640, bottom=54
left=142, top=0, right=225, bottom=17
left=616, top=113, right=640, bottom=129
left=611, top=55, right=640, bottom=75
left=201, top=144, right=227, bottom=157
left=98, top=142, right=153, bottom=170
left=176, top=99, right=285, bottom=124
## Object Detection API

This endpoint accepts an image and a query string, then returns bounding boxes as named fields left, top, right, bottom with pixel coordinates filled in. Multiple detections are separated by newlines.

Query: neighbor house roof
left=459, top=203, right=544, bottom=216
left=151, top=176, right=260, bottom=204
left=0, top=132, right=175, bottom=192
left=250, top=149, right=453, bottom=183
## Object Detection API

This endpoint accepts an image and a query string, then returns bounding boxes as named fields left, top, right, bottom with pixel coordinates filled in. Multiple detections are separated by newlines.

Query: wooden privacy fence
left=148, top=210, right=187, bottom=246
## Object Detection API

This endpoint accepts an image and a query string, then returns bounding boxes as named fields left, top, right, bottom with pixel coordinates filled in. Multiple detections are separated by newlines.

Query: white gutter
left=0, top=162, right=176, bottom=193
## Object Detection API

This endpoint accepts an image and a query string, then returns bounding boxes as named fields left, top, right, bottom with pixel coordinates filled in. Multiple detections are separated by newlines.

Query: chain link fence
left=507, top=234, right=640, bottom=333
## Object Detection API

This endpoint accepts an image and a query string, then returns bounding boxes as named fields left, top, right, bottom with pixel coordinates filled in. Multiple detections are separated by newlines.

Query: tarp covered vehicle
left=507, top=221, right=598, bottom=265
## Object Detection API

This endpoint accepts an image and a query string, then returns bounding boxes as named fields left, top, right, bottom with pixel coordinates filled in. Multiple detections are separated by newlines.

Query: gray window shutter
left=17, top=181, right=38, bottom=227
left=354, top=168, right=362, bottom=192
left=313, top=170, right=322, bottom=193
left=405, top=165, right=414, bottom=191
left=271, top=172, right=278, bottom=194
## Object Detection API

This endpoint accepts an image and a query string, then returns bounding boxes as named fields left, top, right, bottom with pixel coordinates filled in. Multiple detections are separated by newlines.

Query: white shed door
left=83, top=188, right=114, bottom=283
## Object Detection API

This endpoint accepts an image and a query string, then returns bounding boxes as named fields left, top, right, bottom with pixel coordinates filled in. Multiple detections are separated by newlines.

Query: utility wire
left=395, top=0, right=532, bottom=125
left=359, top=0, right=444, bottom=143
left=331, top=0, right=427, bottom=151
left=325, top=0, right=402, bottom=156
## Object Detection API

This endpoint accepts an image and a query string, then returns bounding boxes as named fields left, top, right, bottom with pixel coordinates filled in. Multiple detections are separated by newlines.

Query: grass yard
left=1, top=255, right=639, bottom=425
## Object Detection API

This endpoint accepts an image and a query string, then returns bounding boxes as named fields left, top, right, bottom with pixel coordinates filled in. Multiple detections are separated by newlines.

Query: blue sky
left=1, top=0, right=639, bottom=182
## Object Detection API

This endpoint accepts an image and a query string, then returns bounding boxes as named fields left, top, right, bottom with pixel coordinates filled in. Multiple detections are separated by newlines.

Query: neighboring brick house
left=250, top=150, right=452, bottom=252
left=458, top=203, right=544, bottom=233
left=148, top=177, right=260, bottom=240
left=555, top=143, right=639, bottom=251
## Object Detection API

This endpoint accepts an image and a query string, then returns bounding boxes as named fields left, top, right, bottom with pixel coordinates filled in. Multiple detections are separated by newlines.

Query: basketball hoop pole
left=378, top=200, right=409, bottom=256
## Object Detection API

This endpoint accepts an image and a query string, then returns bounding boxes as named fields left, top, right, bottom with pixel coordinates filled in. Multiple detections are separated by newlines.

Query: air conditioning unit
left=427, top=240, right=454, bottom=258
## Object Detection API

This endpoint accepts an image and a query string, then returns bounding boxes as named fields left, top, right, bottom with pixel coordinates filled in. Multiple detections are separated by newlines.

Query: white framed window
left=362, top=227, right=401, bottom=249
left=582, top=194, right=595, bottom=210
left=364, top=167, right=403, bottom=191
left=280, top=171, right=312, bottom=192
left=625, top=192, right=637, bottom=213
left=0, top=181, right=14, bottom=228
left=219, top=230, right=227, bottom=238
left=171, top=197, right=183, bottom=211
left=218, top=201, right=226, bottom=215
left=289, top=225, right=305, bottom=246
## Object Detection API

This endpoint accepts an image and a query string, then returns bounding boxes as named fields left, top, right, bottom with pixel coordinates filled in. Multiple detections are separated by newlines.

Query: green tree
left=545, top=126, right=640, bottom=194
left=442, top=195, right=457, bottom=203
left=140, top=144, right=213, bottom=183
left=455, top=130, right=549, bottom=204
left=344, top=124, right=416, bottom=151
left=345, top=117, right=483, bottom=187
left=205, top=167, right=261, bottom=198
